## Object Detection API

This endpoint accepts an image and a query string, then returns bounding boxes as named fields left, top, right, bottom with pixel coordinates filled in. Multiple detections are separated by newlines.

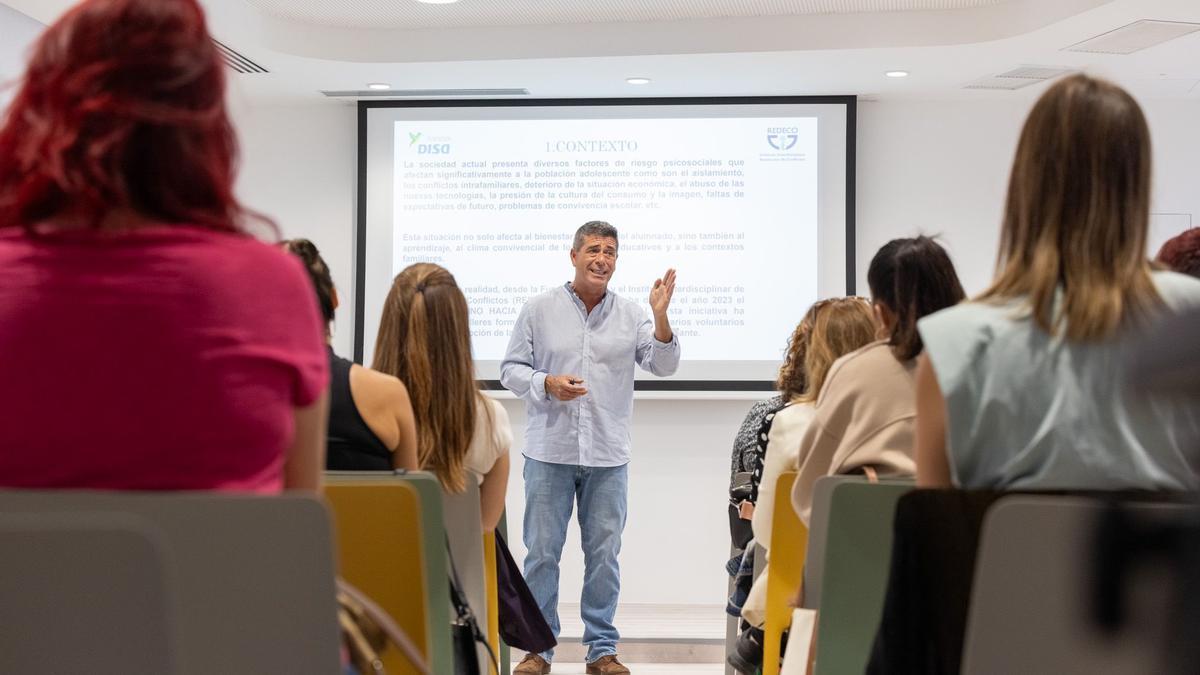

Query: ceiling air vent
left=994, top=65, right=1075, bottom=80
left=213, top=39, right=268, bottom=74
left=1065, top=20, right=1200, bottom=55
left=322, top=88, right=530, bottom=98
left=963, top=65, right=1074, bottom=91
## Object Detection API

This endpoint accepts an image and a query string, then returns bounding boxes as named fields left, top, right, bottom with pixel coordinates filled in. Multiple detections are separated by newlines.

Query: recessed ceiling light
left=626, top=77, right=651, bottom=85
left=885, top=70, right=909, bottom=78
left=367, top=83, right=391, bottom=90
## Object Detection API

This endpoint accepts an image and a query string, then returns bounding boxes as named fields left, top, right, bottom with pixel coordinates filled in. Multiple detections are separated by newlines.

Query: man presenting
left=501, top=221, right=680, bottom=675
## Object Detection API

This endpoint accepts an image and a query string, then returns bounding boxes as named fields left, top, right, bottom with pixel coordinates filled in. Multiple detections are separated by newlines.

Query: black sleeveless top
left=326, top=347, right=393, bottom=471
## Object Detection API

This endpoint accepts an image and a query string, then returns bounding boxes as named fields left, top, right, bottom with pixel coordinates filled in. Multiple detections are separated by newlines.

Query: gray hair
left=572, top=221, right=619, bottom=252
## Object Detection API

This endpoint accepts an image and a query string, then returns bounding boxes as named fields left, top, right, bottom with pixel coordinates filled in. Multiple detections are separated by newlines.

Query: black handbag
left=450, top=618, right=481, bottom=675
left=447, top=541, right=495, bottom=675
left=730, top=471, right=754, bottom=504
left=493, top=531, right=557, bottom=654
left=729, top=502, right=754, bottom=551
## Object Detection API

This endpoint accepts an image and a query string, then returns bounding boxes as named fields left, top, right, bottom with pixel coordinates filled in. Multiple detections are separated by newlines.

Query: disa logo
left=407, top=131, right=451, bottom=155
left=766, top=127, right=798, bottom=151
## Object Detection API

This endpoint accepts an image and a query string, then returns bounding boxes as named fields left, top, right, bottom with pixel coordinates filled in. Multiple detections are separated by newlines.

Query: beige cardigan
left=789, top=340, right=918, bottom=524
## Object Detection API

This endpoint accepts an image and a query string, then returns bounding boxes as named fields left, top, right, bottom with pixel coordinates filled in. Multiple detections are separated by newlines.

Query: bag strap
left=337, top=578, right=431, bottom=675
left=445, top=537, right=500, bottom=675
left=337, top=605, right=384, bottom=675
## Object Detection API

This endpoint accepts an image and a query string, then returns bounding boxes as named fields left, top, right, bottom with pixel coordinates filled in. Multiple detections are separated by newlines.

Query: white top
left=918, top=271, right=1200, bottom=491
left=464, top=396, right=512, bottom=484
left=752, top=402, right=816, bottom=551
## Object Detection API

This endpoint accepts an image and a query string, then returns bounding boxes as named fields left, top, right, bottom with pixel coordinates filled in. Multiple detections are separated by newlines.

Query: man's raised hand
left=649, top=268, right=677, bottom=317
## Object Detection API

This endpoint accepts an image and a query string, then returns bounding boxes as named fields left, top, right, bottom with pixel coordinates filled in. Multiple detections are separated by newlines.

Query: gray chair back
left=0, top=491, right=340, bottom=675
left=0, top=512, right=177, bottom=674
left=962, top=496, right=1178, bottom=675
left=443, top=478, right=491, bottom=671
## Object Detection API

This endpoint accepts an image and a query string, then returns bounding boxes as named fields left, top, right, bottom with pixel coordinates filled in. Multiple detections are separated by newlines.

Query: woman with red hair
left=1157, top=227, right=1200, bottom=279
left=0, top=0, right=329, bottom=492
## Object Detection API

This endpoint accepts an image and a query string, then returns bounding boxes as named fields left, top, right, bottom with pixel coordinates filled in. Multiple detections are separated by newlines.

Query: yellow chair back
left=483, top=531, right=500, bottom=662
left=325, top=481, right=429, bottom=675
left=764, top=471, right=809, bottom=675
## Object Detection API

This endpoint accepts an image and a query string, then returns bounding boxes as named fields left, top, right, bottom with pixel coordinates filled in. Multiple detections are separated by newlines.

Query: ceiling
left=2, top=0, right=1199, bottom=106
left=240, top=0, right=1007, bottom=30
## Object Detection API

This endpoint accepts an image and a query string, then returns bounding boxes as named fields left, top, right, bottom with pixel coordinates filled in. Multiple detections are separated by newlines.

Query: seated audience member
left=727, top=312, right=822, bottom=548
left=374, top=263, right=512, bottom=530
left=915, top=74, right=1200, bottom=491
left=723, top=311, right=813, bottom=635
left=1156, top=227, right=1200, bottom=279
left=283, top=239, right=418, bottom=472
left=728, top=392, right=785, bottom=549
left=729, top=297, right=877, bottom=674
left=0, top=0, right=327, bottom=492
left=790, top=237, right=965, bottom=522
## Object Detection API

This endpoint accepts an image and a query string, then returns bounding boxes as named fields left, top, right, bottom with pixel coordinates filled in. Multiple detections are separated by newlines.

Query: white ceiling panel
left=6, top=0, right=1199, bottom=105
left=242, top=0, right=1006, bottom=30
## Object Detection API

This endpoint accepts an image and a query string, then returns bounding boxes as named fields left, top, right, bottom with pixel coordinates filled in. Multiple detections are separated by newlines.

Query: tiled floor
left=515, top=603, right=730, bottom=670
left=533, top=664, right=725, bottom=674
left=557, top=603, right=727, bottom=640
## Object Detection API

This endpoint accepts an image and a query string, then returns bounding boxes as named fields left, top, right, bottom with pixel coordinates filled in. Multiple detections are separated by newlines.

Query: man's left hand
left=649, top=268, right=676, bottom=317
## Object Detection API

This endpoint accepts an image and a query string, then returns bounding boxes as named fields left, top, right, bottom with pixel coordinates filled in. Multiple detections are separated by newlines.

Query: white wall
left=857, top=96, right=1200, bottom=297
left=1142, top=100, right=1200, bottom=249
left=229, top=93, right=1200, bottom=611
left=856, top=99, right=1027, bottom=295
left=0, top=3, right=41, bottom=107
left=228, top=95, right=359, bottom=357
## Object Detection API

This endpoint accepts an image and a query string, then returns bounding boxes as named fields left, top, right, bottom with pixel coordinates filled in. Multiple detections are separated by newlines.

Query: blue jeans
left=522, top=457, right=628, bottom=663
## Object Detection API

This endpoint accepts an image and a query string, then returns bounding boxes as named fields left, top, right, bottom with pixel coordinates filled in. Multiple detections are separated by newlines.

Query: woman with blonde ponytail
left=374, top=263, right=512, bottom=530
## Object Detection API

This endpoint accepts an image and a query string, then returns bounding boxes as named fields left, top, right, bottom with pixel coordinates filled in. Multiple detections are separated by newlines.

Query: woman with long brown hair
left=915, top=74, right=1200, bottom=490
left=374, top=263, right=512, bottom=531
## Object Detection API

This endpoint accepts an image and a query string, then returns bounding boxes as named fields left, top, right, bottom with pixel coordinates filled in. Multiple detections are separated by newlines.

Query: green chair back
left=813, top=480, right=913, bottom=675
left=803, top=475, right=860, bottom=609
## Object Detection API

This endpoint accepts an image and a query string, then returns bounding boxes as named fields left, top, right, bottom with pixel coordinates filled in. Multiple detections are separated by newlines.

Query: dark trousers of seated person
left=866, top=490, right=1006, bottom=675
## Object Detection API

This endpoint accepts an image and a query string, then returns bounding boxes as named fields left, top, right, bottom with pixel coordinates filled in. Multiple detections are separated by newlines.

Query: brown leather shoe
left=514, top=653, right=551, bottom=674
left=586, top=654, right=631, bottom=674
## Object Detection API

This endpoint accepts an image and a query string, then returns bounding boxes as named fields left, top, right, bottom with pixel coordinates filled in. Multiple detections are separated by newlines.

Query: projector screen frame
left=354, top=95, right=857, bottom=392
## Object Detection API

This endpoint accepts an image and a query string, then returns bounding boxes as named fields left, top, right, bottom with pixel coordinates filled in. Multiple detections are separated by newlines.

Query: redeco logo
left=766, top=127, right=798, bottom=151
left=408, top=131, right=452, bottom=155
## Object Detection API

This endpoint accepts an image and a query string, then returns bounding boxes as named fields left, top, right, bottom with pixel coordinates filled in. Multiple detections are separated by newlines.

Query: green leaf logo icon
left=408, top=132, right=422, bottom=147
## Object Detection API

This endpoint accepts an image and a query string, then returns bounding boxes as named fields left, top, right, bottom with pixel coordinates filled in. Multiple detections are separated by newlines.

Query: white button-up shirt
left=500, top=282, right=681, bottom=467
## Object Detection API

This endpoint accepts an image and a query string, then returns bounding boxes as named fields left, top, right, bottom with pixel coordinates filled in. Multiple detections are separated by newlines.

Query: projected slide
left=391, top=117, right=819, bottom=363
